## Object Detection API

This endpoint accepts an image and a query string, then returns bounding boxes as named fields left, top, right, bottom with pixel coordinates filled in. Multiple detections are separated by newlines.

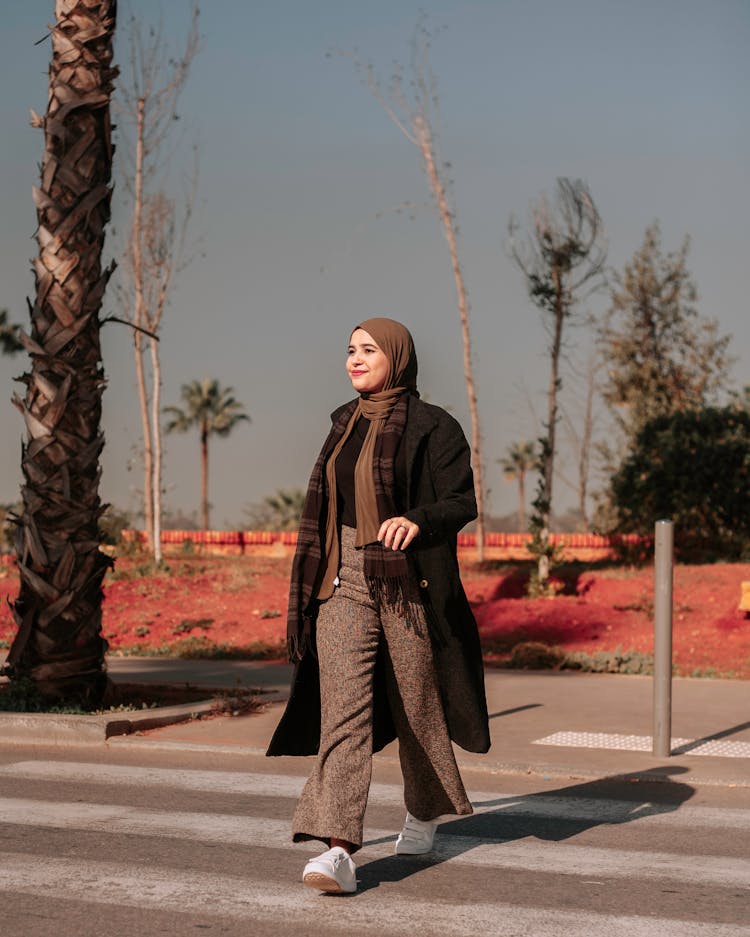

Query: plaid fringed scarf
left=286, top=394, right=418, bottom=661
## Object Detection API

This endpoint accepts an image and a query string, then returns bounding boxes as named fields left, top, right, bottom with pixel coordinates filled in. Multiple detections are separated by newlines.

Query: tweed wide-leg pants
left=292, top=525, right=472, bottom=849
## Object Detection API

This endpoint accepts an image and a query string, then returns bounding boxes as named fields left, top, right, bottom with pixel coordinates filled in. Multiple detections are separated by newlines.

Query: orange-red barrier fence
left=120, top=529, right=642, bottom=547
left=115, top=529, right=644, bottom=561
left=0, top=530, right=644, bottom=564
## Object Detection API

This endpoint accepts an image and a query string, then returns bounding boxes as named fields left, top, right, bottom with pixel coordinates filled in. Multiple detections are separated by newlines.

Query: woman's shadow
left=355, top=765, right=695, bottom=893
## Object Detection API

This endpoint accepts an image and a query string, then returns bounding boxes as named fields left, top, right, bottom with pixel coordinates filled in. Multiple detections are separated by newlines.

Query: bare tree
left=599, top=222, right=732, bottom=450
left=115, top=6, right=200, bottom=563
left=508, top=179, right=606, bottom=586
left=5, top=0, right=117, bottom=704
left=558, top=350, right=600, bottom=530
left=344, top=21, right=487, bottom=559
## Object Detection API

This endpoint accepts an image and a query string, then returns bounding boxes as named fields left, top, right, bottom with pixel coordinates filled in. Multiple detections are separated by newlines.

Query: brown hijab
left=316, top=317, right=418, bottom=598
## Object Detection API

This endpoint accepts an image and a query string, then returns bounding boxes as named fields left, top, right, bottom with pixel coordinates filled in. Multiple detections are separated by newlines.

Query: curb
left=0, top=697, right=218, bottom=746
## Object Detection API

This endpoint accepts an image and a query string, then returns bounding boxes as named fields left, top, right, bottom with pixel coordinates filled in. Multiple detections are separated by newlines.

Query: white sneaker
left=394, top=812, right=438, bottom=855
left=302, top=846, right=357, bottom=894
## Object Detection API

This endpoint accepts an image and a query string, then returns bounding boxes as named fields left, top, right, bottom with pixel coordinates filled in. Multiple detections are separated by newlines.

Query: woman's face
left=347, top=328, right=390, bottom=394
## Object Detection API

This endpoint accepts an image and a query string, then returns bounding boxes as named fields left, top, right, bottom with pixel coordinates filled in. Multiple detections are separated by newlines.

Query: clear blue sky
left=1, top=0, right=748, bottom=526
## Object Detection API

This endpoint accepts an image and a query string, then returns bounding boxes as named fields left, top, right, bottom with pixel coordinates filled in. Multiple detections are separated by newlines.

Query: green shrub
left=563, top=645, right=653, bottom=674
left=112, top=637, right=287, bottom=661
left=173, top=617, right=214, bottom=634
left=502, top=640, right=654, bottom=675
left=509, top=641, right=565, bottom=669
left=609, top=406, right=750, bottom=561
left=0, top=678, right=87, bottom=714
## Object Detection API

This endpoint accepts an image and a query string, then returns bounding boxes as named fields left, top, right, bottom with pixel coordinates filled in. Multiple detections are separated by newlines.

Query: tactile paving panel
left=533, top=731, right=750, bottom=758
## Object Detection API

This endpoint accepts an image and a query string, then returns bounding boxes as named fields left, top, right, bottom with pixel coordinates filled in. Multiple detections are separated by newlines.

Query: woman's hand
left=378, top=516, right=420, bottom=551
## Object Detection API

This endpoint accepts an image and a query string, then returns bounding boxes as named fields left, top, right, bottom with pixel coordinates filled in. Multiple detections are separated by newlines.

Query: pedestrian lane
left=0, top=760, right=748, bottom=936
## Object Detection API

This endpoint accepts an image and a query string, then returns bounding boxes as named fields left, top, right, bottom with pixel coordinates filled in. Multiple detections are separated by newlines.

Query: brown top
left=335, top=415, right=407, bottom=528
left=335, top=416, right=369, bottom=527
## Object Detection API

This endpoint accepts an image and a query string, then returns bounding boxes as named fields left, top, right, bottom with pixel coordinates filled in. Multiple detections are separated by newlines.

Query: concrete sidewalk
left=108, top=655, right=292, bottom=698
left=103, top=658, right=750, bottom=788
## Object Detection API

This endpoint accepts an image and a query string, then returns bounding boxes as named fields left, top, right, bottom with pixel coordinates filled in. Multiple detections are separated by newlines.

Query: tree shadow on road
left=487, top=704, right=543, bottom=720
left=673, top=721, right=750, bottom=754
left=356, top=765, right=694, bottom=893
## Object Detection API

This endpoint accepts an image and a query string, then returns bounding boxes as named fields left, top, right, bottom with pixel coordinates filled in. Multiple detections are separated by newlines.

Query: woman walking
left=267, top=317, right=489, bottom=894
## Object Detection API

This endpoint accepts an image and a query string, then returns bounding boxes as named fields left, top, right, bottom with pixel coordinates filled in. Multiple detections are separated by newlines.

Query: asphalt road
left=0, top=743, right=748, bottom=936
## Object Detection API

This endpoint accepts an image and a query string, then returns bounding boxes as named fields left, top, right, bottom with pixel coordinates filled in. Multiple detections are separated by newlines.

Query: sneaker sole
left=394, top=845, right=434, bottom=855
left=303, top=871, right=353, bottom=893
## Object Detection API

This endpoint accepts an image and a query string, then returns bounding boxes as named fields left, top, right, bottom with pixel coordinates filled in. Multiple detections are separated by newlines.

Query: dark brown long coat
left=266, top=395, right=490, bottom=757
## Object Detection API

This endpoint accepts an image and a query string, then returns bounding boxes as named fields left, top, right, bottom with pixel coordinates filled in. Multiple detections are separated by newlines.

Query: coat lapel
left=403, top=396, right=438, bottom=506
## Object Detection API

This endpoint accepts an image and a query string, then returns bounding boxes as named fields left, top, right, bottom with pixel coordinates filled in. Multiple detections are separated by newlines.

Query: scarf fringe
left=289, top=575, right=451, bottom=662
left=287, top=633, right=302, bottom=663
left=287, top=613, right=319, bottom=663
left=365, top=575, right=424, bottom=636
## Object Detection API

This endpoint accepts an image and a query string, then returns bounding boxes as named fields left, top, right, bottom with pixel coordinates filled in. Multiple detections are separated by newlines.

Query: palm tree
left=499, top=441, right=536, bottom=532
left=0, top=309, right=23, bottom=356
left=164, top=379, right=249, bottom=529
left=245, top=488, right=306, bottom=532
left=5, top=1, right=117, bottom=705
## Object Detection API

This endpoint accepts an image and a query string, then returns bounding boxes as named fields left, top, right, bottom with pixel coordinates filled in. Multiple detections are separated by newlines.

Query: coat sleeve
left=403, top=411, right=477, bottom=542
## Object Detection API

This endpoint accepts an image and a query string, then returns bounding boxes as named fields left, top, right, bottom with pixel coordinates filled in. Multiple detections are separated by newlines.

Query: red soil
left=462, top=562, right=750, bottom=677
left=0, top=554, right=748, bottom=678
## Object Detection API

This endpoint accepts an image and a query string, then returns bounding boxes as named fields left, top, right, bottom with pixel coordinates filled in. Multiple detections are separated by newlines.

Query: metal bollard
left=653, top=519, right=674, bottom=757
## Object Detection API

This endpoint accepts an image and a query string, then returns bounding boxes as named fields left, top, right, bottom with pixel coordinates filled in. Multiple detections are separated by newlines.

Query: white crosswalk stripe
left=2, top=760, right=747, bottom=830
left=0, top=759, right=747, bottom=936
left=1, top=795, right=747, bottom=887
left=0, top=855, right=748, bottom=937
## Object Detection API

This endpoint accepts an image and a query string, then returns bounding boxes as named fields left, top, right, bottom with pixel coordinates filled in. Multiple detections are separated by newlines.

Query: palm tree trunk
left=5, top=0, right=117, bottom=705
left=201, top=424, right=209, bottom=530
left=518, top=471, right=526, bottom=532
